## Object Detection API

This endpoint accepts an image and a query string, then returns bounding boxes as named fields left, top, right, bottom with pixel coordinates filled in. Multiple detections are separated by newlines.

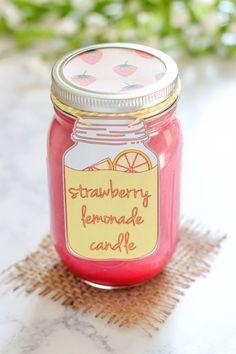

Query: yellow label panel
left=64, top=167, right=159, bottom=260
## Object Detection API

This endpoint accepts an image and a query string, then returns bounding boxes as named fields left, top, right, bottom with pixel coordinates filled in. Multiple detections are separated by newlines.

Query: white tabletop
left=0, top=54, right=235, bottom=354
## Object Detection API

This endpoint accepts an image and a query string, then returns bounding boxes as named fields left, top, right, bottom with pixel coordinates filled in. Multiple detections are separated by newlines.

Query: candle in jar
left=48, top=43, right=182, bottom=288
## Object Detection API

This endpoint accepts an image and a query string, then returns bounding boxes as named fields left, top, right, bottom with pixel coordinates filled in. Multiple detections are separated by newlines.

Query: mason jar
left=48, top=43, right=182, bottom=288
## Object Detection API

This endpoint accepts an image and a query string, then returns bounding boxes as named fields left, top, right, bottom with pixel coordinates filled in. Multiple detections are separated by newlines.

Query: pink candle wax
left=48, top=43, right=182, bottom=288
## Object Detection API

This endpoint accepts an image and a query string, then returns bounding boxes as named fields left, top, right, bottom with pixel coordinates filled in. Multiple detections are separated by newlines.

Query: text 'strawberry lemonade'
left=48, top=43, right=182, bottom=288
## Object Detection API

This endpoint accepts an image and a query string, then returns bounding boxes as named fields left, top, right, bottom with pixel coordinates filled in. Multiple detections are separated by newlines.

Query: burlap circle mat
left=1, top=221, right=225, bottom=333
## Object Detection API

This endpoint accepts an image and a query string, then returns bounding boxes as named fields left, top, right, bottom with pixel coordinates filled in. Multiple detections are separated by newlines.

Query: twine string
left=50, top=81, right=181, bottom=126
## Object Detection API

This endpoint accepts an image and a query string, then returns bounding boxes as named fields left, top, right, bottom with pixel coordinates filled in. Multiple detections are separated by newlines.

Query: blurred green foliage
left=0, top=0, right=236, bottom=58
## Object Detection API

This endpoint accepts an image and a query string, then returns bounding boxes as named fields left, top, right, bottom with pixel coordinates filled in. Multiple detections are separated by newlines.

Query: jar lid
left=51, top=43, right=179, bottom=114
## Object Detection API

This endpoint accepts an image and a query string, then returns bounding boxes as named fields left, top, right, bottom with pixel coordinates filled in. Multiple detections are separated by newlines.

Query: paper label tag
left=64, top=167, right=159, bottom=260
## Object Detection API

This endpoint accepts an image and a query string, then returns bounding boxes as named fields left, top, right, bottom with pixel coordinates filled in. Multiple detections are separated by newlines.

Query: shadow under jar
left=48, top=43, right=182, bottom=289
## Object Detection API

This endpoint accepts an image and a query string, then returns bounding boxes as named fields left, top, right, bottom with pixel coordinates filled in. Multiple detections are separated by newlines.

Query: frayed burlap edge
left=0, top=220, right=226, bottom=334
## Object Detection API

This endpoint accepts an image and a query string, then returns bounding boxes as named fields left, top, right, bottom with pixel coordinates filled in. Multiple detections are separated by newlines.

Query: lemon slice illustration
left=113, top=149, right=152, bottom=173
left=83, top=158, right=113, bottom=171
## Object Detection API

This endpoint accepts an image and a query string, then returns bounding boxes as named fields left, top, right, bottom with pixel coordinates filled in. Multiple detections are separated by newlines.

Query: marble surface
left=0, top=53, right=236, bottom=354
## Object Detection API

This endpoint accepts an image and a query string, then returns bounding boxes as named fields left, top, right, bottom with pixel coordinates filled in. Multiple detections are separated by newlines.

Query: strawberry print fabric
left=63, top=47, right=166, bottom=93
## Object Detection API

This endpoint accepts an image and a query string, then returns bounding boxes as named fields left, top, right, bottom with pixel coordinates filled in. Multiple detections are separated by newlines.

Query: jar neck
left=72, top=119, right=148, bottom=145
left=144, top=103, right=177, bottom=137
left=54, top=104, right=177, bottom=140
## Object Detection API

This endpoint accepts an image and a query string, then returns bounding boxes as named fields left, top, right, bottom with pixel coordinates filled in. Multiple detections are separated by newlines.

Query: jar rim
left=51, top=42, right=179, bottom=114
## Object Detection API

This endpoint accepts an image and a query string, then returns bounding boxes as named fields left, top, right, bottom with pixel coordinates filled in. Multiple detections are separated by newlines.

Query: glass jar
left=48, top=43, right=182, bottom=288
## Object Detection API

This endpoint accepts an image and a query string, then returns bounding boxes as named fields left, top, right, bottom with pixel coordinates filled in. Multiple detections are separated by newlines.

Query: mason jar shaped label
left=63, top=119, right=159, bottom=260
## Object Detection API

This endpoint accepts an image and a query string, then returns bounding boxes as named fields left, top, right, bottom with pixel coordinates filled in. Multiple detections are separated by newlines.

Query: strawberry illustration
left=135, top=50, right=154, bottom=59
left=121, top=83, right=144, bottom=91
left=113, top=61, right=137, bottom=76
left=71, top=71, right=96, bottom=86
left=155, top=72, right=165, bottom=80
left=79, top=49, right=103, bottom=64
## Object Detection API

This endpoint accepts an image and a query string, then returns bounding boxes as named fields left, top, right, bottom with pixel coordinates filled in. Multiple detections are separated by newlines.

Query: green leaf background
left=0, top=0, right=235, bottom=59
